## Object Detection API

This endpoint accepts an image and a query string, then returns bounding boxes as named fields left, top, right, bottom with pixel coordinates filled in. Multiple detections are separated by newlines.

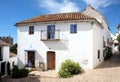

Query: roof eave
left=93, top=19, right=104, bottom=29
left=15, top=19, right=95, bottom=26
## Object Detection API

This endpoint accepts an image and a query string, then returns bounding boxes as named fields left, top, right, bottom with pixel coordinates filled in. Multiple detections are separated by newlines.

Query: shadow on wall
left=17, top=58, right=24, bottom=69
left=35, top=51, right=44, bottom=62
left=43, top=41, right=69, bottom=50
left=36, top=51, right=44, bottom=65
left=35, top=51, right=46, bottom=70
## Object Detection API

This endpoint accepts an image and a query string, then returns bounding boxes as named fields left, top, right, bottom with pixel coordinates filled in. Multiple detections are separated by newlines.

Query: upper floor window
left=29, top=26, right=34, bottom=34
left=47, top=25, right=55, bottom=39
left=70, top=24, right=77, bottom=33
left=0, top=47, right=3, bottom=61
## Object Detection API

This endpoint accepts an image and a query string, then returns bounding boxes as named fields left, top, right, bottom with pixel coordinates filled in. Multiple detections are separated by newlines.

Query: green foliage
left=58, top=70, right=72, bottom=78
left=117, top=34, right=120, bottom=43
left=12, top=65, right=29, bottom=78
left=19, top=69, right=29, bottom=77
left=10, top=43, right=17, bottom=54
left=58, top=60, right=82, bottom=78
left=12, top=65, right=18, bottom=71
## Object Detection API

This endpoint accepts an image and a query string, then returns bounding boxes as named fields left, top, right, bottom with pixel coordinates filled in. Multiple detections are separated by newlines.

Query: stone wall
left=0, top=36, right=13, bottom=45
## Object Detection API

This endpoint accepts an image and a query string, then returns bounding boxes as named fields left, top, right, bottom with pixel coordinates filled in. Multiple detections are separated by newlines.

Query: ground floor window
left=98, top=50, right=100, bottom=59
left=103, top=50, right=106, bottom=57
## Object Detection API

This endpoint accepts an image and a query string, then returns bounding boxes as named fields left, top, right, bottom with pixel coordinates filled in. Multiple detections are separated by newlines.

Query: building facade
left=16, top=6, right=111, bottom=71
left=0, top=39, right=10, bottom=78
left=111, top=23, right=120, bottom=54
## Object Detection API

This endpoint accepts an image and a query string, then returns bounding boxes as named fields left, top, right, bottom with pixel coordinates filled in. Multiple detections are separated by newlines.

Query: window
left=103, top=50, right=105, bottom=57
left=70, top=24, right=77, bottom=33
left=114, top=43, right=119, bottom=46
left=29, top=26, right=34, bottom=34
left=98, top=50, right=100, bottom=59
left=103, top=36, right=105, bottom=47
left=0, top=47, right=2, bottom=61
left=107, top=38, right=109, bottom=44
left=47, top=25, right=55, bottom=39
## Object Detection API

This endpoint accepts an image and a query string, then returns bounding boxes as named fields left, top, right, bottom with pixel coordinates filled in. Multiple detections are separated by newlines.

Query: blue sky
left=0, top=0, right=120, bottom=43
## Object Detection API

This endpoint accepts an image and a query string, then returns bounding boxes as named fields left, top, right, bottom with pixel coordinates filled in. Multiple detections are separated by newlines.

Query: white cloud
left=38, top=0, right=80, bottom=13
left=83, top=0, right=117, bottom=9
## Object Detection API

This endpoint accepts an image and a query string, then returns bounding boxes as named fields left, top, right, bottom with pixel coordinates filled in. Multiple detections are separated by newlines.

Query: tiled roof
left=15, top=12, right=94, bottom=25
left=0, top=40, right=10, bottom=46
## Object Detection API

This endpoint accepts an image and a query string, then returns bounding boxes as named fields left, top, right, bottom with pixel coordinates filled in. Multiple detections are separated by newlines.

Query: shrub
left=58, top=70, right=72, bottom=78
left=104, top=47, right=113, bottom=61
left=20, top=69, right=29, bottom=77
left=58, top=60, right=82, bottom=78
left=12, top=65, right=29, bottom=78
left=12, top=65, right=18, bottom=71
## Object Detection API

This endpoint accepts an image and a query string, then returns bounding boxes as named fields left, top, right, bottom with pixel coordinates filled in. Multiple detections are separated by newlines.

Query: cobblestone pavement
left=2, top=54, right=120, bottom=82
left=1, top=74, right=40, bottom=82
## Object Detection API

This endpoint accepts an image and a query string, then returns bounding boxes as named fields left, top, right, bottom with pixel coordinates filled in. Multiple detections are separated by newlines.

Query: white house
left=0, top=36, right=17, bottom=78
left=111, top=23, right=120, bottom=54
left=0, top=40, right=10, bottom=78
left=16, top=6, right=111, bottom=71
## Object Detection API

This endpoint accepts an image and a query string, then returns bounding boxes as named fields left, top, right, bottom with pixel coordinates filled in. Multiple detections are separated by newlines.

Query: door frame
left=47, top=51, right=56, bottom=70
left=27, top=51, right=35, bottom=67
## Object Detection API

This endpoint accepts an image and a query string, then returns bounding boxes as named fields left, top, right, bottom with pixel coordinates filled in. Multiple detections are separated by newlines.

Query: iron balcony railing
left=41, top=30, right=60, bottom=41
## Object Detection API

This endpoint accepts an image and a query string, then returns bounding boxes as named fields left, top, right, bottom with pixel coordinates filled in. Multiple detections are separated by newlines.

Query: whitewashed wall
left=83, top=6, right=111, bottom=47
left=17, top=21, right=94, bottom=70
left=92, top=23, right=103, bottom=68
left=3, top=46, right=9, bottom=61
left=83, top=6, right=103, bottom=23
left=83, top=6, right=112, bottom=66
left=9, top=57, right=18, bottom=69
left=0, top=46, right=10, bottom=78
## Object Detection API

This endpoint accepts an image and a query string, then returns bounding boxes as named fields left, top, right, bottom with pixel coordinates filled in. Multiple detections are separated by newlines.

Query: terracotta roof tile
left=15, top=12, right=94, bottom=25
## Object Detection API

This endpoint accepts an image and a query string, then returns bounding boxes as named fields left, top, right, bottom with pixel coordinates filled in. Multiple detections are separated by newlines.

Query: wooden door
left=28, top=51, right=35, bottom=67
left=47, top=51, right=55, bottom=70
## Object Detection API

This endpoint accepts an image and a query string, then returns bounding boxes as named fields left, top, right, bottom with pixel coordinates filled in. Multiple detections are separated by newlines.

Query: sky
left=0, top=0, right=120, bottom=43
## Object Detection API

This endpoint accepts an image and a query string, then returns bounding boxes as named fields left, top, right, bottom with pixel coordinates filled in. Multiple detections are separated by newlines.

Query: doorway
left=47, top=51, right=55, bottom=70
left=27, top=51, right=35, bottom=67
